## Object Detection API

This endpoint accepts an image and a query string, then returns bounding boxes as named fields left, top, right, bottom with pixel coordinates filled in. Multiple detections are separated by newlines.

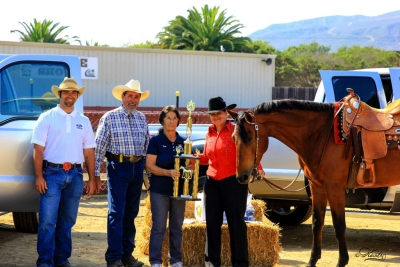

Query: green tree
left=275, top=42, right=331, bottom=87
left=11, top=19, right=81, bottom=44
left=274, top=42, right=400, bottom=87
left=242, top=40, right=276, bottom=54
left=85, top=40, right=109, bottom=47
left=333, top=45, right=400, bottom=69
left=157, top=5, right=250, bottom=52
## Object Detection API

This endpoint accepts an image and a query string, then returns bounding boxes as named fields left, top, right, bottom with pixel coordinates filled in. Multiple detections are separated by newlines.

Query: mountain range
left=248, top=10, right=400, bottom=52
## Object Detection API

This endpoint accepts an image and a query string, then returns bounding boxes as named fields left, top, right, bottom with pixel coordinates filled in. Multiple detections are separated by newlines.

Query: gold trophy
left=173, top=100, right=201, bottom=200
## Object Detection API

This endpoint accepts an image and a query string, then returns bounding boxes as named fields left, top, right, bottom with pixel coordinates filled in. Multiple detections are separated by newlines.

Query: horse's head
left=228, top=109, right=269, bottom=184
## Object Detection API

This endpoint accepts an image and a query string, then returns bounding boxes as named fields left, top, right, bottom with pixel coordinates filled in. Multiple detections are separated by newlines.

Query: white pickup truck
left=0, top=54, right=83, bottom=232
left=148, top=68, right=400, bottom=227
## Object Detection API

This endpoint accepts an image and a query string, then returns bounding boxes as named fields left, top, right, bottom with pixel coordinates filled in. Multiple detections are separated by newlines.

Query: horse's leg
left=306, top=183, right=327, bottom=267
left=326, top=188, right=349, bottom=267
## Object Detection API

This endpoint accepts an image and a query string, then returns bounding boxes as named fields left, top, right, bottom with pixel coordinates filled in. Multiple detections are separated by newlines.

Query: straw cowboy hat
left=51, top=77, right=85, bottom=98
left=207, top=96, right=236, bottom=113
left=33, top=92, right=59, bottom=107
left=112, top=79, right=150, bottom=101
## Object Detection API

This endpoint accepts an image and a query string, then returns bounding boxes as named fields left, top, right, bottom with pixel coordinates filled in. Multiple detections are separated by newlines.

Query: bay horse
left=227, top=100, right=400, bottom=267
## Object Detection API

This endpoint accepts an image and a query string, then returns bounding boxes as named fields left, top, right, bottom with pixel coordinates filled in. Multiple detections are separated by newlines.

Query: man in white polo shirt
left=31, top=77, right=100, bottom=267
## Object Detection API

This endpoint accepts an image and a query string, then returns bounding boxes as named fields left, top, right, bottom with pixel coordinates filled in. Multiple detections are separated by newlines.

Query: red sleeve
left=257, top=163, right=263, bottom=170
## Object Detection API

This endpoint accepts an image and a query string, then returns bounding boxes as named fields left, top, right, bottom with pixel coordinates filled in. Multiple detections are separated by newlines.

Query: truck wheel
left=12, top=212, right=38, bottom=233
left=265, top=205, right=313, bottom=226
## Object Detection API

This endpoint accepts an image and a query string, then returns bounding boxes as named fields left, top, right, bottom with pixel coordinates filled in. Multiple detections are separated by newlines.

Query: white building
left=0, top=41, right=275, bottom=110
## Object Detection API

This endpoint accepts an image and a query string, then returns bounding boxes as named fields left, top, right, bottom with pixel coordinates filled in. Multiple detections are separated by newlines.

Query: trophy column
left=171, top=100, right=200, bottom=201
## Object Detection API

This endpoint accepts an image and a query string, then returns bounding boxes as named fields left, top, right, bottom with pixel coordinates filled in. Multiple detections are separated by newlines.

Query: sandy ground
left=1, top=190, right=400, bottom=267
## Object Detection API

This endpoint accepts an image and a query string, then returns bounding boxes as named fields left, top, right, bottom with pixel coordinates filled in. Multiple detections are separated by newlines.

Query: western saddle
left=339, top=88, right=400, bottom=188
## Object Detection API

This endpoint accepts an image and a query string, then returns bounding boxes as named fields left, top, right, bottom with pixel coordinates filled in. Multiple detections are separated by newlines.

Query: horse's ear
left=244, top=112, right=254, bottom=123
left=227, top=109, right=238, bottom=120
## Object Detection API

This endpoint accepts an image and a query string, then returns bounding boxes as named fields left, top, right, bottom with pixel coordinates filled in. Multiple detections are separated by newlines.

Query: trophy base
left=169, top=196, right=201, bottom=201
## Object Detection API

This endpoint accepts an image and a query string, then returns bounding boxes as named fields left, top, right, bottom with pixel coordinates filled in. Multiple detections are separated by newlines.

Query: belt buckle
left=129, top=155, right=140, bottom=163
left=63, top=162, right=72, bottom=171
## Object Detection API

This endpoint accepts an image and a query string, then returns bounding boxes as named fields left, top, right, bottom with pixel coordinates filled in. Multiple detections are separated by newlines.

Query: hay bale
left=184, top=200, right=195, bottom=219
left=247, top=218, right=281, bottom=266
left=138, top=196, right=281, bottom=266
left=251, top=199, right=266, bottom=222
left=137, top=224, right=151, bottom=255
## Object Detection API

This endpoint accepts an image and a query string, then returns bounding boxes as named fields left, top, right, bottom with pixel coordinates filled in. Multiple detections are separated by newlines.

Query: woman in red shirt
left=199, top=97, right=264, bottom=267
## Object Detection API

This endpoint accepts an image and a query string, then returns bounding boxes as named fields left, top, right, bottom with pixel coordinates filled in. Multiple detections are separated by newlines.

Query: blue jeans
left=105, top=160, right=144, bottom=264
left=149, top=192, right=185, bottom=265
left=36, top=167, right=84, bottom=267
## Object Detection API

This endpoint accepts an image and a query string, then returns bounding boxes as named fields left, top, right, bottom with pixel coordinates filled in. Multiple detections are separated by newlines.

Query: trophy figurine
left=172, top=100, right=201, bottom=200
left=180, top=166, right=193, bottom=196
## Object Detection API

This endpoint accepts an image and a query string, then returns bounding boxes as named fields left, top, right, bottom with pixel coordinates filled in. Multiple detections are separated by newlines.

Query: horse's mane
left=251, top=99, right=334, bottom=114
left=236, top=100, right=335, bottom=143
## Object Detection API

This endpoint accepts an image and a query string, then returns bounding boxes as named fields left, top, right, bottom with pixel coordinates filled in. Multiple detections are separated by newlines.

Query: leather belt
left=43, top=161, right=82, bottom=171
left=109, top=154, right=142, bottom=163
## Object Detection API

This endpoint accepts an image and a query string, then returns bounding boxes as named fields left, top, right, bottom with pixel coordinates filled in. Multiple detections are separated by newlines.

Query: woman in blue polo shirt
left=146, top=105, right=185, bottom=267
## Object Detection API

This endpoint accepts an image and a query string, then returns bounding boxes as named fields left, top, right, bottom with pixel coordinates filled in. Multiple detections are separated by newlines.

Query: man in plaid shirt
left=95, top=79, right=150, bottom=267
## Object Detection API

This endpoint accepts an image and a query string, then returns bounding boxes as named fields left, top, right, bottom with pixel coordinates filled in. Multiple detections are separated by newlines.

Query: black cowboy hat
left=207, top=96, right=237, bottom=114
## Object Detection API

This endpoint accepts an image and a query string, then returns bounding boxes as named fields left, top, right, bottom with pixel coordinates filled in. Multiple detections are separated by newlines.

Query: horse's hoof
left=306, top=263, right=316, bottom=267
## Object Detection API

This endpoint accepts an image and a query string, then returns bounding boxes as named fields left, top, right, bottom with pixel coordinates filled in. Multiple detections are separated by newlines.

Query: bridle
left=243, top=111, right=259, bottom=183
left=241, top=108, right=337, bottom=192
left=243, top=111, right=303, bottom=190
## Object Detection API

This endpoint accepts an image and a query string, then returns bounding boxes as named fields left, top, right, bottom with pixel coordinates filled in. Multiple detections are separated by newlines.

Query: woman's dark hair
left=159, top=105, right=180, bottom=126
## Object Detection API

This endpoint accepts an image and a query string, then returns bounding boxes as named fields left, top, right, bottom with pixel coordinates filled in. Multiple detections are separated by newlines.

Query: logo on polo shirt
left=176, top=144, right=183, bottom=154
left=76, top=124, right=83, bottom=130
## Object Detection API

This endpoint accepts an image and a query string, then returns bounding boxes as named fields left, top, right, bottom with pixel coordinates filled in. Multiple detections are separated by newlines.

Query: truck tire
left=265, top=204, right=313, bottom=226
left=12, top=212, right=38, bottom=233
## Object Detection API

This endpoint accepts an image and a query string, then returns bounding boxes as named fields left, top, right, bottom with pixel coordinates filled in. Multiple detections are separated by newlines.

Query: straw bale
left=137, top=224, right=151, bottom=255
left=144, top=197, right=153, bottom=227
left=138, top=196, right=281, bottom=266
left=251, top=199, right=266, bottom=221
left=184, top=200, right=195, bottom=219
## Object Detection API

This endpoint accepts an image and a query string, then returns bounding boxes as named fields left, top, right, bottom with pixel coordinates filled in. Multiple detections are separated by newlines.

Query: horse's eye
left=248, top=137, right=253, bottom=142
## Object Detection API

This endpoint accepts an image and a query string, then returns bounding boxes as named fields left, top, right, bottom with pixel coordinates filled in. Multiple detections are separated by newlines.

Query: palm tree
left=157, top=5, right=250, bottom=52
left=11, top=19, right=81, bottom=44
left=85, top=40, right=109, bottom=47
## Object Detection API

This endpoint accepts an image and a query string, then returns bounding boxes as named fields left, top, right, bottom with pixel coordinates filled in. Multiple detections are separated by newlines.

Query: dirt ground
left=1, top=191, right=400, bottom=267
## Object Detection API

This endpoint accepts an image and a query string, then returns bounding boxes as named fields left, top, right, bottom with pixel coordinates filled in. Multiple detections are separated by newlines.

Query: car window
left=0, top=62, right=69, bottom=116
left=381, top=75, right=393, bottom=103
left=331, top=76, right=380, bottom=108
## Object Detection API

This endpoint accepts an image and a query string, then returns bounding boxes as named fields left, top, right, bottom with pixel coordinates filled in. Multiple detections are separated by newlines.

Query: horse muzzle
left=237, top=174, right=253, bottom=184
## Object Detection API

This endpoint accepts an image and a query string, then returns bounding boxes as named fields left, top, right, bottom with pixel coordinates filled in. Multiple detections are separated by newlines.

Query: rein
left=243, top=105, right=342, bottom=192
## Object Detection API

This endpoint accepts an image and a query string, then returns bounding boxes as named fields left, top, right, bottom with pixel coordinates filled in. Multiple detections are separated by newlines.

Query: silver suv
left=0, top=54, right=83, bottom=232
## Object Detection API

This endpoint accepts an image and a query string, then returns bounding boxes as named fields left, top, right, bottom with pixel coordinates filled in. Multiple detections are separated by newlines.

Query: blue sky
left=0, top=0, right=398, bottom=47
